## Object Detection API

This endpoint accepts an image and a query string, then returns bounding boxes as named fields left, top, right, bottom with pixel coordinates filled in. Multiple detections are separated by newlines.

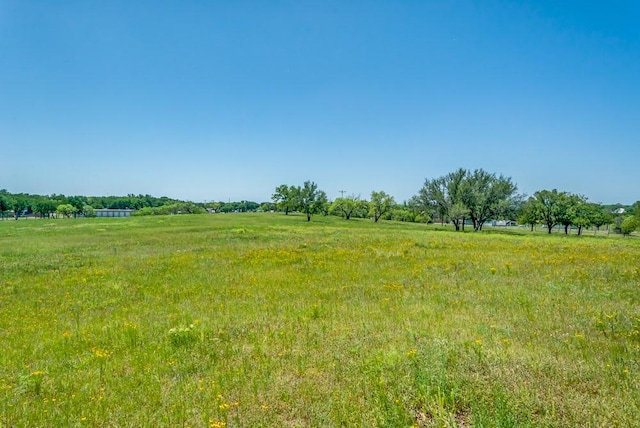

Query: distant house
left=613, top=208, right=626, bottom=214
left=94, top=208, right=135, bottom=218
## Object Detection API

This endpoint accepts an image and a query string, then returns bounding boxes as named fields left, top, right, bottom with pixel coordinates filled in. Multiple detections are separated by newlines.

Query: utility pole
left=338, top=190, right=346, bottom=198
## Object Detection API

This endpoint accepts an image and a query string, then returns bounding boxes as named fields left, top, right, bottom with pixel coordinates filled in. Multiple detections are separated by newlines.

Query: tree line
left=0, top=190, right=188, bottom=219
left=272, top=168, right=639, bottom=235
left=0, top=190, right=265, bottom=219
left=2, top=168, right=638, bottom=236
left=272, top=182, right=412, bottom=223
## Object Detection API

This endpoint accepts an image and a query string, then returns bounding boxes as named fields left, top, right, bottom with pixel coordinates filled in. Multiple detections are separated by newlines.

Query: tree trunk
left=530, top=224, right=534, bottom=232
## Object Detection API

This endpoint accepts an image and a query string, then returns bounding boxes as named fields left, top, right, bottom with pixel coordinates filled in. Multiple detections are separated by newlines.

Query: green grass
left=1, top=214, right=639, bottom=427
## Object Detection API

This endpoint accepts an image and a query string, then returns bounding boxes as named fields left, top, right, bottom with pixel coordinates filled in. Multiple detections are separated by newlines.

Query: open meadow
left=0, top=214, right=638, bottom=427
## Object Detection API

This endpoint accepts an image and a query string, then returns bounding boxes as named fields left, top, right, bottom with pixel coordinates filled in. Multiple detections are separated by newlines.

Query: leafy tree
left=0, top=195, right=9, bottom=219
left=612, top=213, right=625, bottom=234
left=288, top=186, right=301, bottom=213
left=11, top=197, right=29, bottom=219
left=418, top=168, right=467, bottom=230
left=629, top=201, right=640, bottom=232
left=82, top=205, right=96, bottom=217
left=34, top=199, right=59, bottom=218
left=417, top=168, right=517, bottom=231
left=532, top=189, right=567, bottom=234
left=330, top=196, right=365, bottom=220
left=316, top=191, right=330, bottom=216
left=620, top=216, right=638, bottom=236
left=390, top=207, right=416, bottom=222
left=416, top=178, right=443, bottom=225
left=272, top=184, right=302, bottom=215
left=369, top=191, right=395, bottom=222
left=405, top=195, right=430, bottom=223
left=219, top=203, right=235, bottom=213
left=461, top=169, right=518, bottom=231
left=589, top=204, right=613, bottom=235
left=86, top=197, right=105, bottom=209
left=449, top=202, right=470, bottom=231
left=179, top=202, right=206, bottom=214
left=206, top=201, right=223, bottom=212
left=56, top=204, right=77, bottom=218
left=67, top=196, right=86, bottom=218
left=297, top=181, right=323, bottom=221
left=258, top=202, right=276, bottom=212
left=518, top=198, right=538, bottom=231
left=571, top=202, right=591, bottom=236
left=496, top=192, right=525, bottom=223
left=572, top=201, right=608, bottom=236
left=554, top=193, right=582, bottom=235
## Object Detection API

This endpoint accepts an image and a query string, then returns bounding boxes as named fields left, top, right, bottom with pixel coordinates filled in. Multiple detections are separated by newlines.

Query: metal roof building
left=94, top=209, right=135, bottom=218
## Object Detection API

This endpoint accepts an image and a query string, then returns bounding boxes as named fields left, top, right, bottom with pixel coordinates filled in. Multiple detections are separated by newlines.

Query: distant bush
left=620, top=216, right=638, bottom=236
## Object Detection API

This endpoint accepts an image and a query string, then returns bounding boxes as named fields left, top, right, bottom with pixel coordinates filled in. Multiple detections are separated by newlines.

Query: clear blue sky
left=1, top=1, right=638, bottom=204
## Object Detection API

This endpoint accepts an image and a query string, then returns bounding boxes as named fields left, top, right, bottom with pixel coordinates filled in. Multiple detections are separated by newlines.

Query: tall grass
left=1, top=214, right=638, bottom=426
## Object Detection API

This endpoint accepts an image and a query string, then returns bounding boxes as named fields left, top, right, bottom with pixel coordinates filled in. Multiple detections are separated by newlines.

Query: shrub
left=620, top=216, right=638, bottom=236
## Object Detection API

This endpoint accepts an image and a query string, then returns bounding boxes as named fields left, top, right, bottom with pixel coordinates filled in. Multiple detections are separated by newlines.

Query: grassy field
left=0, top=214, right=638, bottom=427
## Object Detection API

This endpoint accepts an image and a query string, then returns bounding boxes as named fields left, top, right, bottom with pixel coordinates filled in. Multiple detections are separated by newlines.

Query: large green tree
left=572, top=200, right=604, bottom=236
left=11, top=196, right=29, bottom=219
left=368, top=191, right=395, bottom=222
left=272, top=184, right=299, bottom=215
left=33, top=199, right=59, bottom=218
left=417, top=168, right=517, bottom=231
left=461, top=169, right=518, bottom=231
left=555, top=193, right=583, bottom=235
left=67, top=196, right=87, bottom=218
left=330, top=196, right=366, bottom=220
left=589, top=204, right=613, bottom=235
left=532, top=189, right=567, bottom=234
left=417, top=168, right=467, bottom=230
left=297, top=181, right=324, bottom=221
